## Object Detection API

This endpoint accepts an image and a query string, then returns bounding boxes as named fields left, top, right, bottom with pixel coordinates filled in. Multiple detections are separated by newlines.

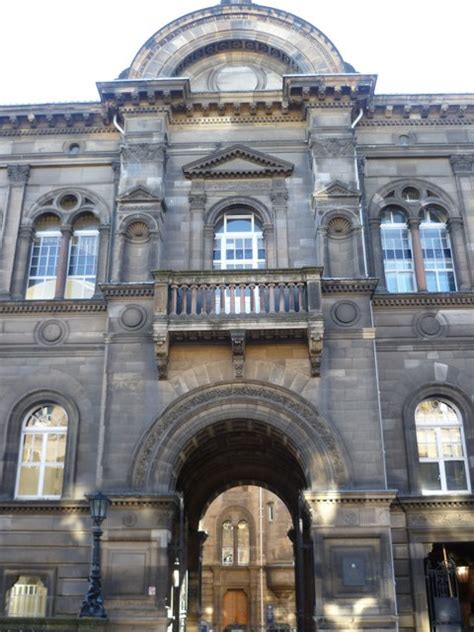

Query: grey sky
left=2, top=0, right=473, bottom=105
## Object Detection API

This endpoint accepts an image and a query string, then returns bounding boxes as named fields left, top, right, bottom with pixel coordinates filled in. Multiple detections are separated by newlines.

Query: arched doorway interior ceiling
left=132, top=382, right=351, bottom=514
left=126, top=5, right=347, bottom=80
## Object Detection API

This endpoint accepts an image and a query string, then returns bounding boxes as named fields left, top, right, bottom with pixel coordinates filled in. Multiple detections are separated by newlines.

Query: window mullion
left=407, top=218, right=426, bottom=292
left=38, top=432, right=47, bottom=497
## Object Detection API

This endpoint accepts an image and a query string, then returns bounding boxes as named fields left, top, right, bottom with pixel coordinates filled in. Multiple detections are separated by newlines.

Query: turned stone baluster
left=297, top=282, right=305, bottom=312
left=268, top=283, right=276, bottom=313
left=229, top=284, right=236, bottom=314
left=191, top=284, right=198, bottom=315
left=239, top=283, right=246, bottom=313
left=219, top=284, right=226, bottom=314
left=279, top=282, right=286, bottom=312
left=288, top=283, right=295, bottom=312
left=181, top=284, right=188, bottom=315
left=170, top=284, right=178, bottom=315
left=249, top=284, right=256, bottom=313
left=209, top=284, right=216, bottom=314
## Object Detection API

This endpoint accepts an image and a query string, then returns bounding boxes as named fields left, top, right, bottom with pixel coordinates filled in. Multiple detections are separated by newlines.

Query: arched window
left=221, top=518, right=251, bottom=566
left=26, top=215, right=61, bottom=300
left=222, top=520, right=234, bottom=565
left=65, top=213, right=99, bottom=299
left=375, top=184, right=464, bottom=293
left=6, top=576, right=47, bottom=617
left=420, top=206, right=456, bottom=292
left=213, top=213, right=265, bottom=270
left=380, top=207, right=415, bottom=293
left=15, top=404, right=68, bottom=499
left=415, top=399, right=470, bottom=493
left=237, top=520, right=250, bottom=565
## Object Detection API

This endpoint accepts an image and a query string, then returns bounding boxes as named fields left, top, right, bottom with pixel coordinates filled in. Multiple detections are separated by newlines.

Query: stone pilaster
left=188, top=181, right=206, bottom=270
left=369, top=218, right=386, bottom=291
left=10, top=225, right=34, bottom=299
left=271, top=177, right=289, bottom=268
left=0, top=165, right=31, bottom=298
left=407, top=218, right=427, bottom=292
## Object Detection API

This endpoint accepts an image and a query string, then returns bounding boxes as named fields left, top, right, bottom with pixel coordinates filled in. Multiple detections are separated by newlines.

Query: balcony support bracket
left=230, top=330, right=246, bottom=378
left=154, top=328, right=169, bottom=380
left=308, top=324, right=323, bottom=377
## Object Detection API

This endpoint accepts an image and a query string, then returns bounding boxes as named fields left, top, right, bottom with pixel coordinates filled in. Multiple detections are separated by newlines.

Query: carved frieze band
left=121, top=143, right=165, bottom=163
left=311, top=138, right=356, bottom=157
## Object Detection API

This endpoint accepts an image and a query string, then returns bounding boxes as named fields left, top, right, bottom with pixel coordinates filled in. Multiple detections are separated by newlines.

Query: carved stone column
left=11, top=225, right=34, bottom=299
left=263, top=224, right=275, bottom=268
left=95, top=224, right=110, bottom=293
left=368, top=218, right=386, bottom=291
left=449, top=155, right=473, bottom=290
left=407, top=218, right=427, bottom=292
left=447, top=217, right=471, bottom=290
left=54, top=226, right=72, bottom=299
left=0, top=165, right=31, bottom=298
left=352, top=225, right=366, bottom=277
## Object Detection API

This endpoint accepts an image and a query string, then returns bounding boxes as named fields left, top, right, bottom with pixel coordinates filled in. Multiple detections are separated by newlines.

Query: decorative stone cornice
left=182, top=144, right=294, bottom=179
left=397, top=495, right=474, bottom=510
left=322, top=279, right=378, bottom=294
left=0, top=495, right=180, bottom=514
left=372, top=292, right=474, bottom=308
left=450, top=154, right=474, bottom=175
left=283, top=74, right=377, bottom=105
left=0, top=300, right=107, bottom=314
left=100, top=283, right=154, bottom=298
left=7, top=164, right=30, bottom=184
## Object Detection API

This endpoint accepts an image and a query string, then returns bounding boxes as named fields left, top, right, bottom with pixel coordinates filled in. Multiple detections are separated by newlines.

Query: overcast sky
left=2, top=0, right=473, bottom=105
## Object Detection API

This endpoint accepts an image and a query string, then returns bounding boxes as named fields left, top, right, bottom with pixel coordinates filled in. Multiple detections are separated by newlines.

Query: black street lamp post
left=79, top=491, right=110, bottom=619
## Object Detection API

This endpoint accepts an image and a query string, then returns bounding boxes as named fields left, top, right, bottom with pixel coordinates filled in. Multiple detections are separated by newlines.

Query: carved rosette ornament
left=7, top=164, right=31, bottom=184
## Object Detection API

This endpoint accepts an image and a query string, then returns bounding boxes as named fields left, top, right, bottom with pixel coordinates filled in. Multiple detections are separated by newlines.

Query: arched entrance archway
left=131, top=382, right=351, bottom=632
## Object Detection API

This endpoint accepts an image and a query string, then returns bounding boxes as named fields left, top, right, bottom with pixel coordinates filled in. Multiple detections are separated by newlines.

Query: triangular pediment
left=314, top=180, right=360, bottom=198
left=117, top=185, right=162, bottom=203
left=183, top=144, right=294, bottom=179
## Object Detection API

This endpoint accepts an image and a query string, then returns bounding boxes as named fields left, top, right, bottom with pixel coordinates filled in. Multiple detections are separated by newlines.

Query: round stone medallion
left=120, top=305, right=146, bottom=330
left=332, top=301, right=360, bottom=327
left=415, top=313, right=444, bottom=338
left=36, top=319, right=68, bottom=345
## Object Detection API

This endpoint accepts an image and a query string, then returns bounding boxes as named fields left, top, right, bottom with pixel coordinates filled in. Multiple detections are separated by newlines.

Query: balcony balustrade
left=153, top=268, right=324, bottom=379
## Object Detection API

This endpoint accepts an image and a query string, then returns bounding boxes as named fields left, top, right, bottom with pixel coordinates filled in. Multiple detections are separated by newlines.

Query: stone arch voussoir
left=131, top=381, right=352, bottom=494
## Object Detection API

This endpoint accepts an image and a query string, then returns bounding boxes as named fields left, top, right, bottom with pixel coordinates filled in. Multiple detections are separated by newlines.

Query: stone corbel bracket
left=230, top=330, right=246, bottom=378
left=308, top=322, right=324, bottom=377
left=153, top=326, right=169, bottom=380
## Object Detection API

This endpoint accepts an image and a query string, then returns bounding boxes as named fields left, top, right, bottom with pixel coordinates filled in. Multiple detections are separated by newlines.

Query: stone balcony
left=152, top=268, right=324, bottom=379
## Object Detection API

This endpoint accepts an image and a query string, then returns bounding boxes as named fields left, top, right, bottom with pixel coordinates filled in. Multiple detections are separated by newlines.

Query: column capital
left=18, top=225, right=34, bottom=239
left=450, top=154, right=474, bottom=175
left=7, top=164, right=31, bottom=184
left=447, top=216, right=464, bottom=230
left=407, top=217, right=421, bottom=229
left=368, top=217, right=382, bottom=228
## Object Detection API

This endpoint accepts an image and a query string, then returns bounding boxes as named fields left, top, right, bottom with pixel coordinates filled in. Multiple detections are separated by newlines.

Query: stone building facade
left=0, top=1, right=473, bottom=631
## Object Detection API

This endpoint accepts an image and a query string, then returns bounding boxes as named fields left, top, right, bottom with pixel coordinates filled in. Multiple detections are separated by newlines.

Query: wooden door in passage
left=222, top=589, right=248, bottom=629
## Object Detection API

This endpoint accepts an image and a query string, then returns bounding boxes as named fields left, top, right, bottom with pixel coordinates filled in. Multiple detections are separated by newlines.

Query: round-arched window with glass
left=222, top=520, right=234, bottom=565
left=213, top=213, right=265, bottom=270
left=15, top=404, right=68, bottom=499
left=415, top=399, right=470, bottom=493
left=380, top=206, right=415, bottom=293
left=419, top=206, right=456, bottom=292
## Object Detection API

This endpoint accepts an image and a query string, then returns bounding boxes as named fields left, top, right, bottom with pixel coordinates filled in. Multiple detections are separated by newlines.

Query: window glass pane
left=445, top=461, right=468, bottom=491
left=65, top=230, right=98, bottom=299
left=441, top=428, right=463, bottom=457
left=17, top=465, right=40, bottom=496
left=42, top=467, right=63, bottom=496
left=6, top=576, right=47, bottom=617
left=22, top=434, right=42, bottom=463
left=420, top=225, right=456, bottom=292
left=415, top=400, right=458, bottom=424
left=226, top=218, right=252, bottom=232
left=416, top=428, right=438, bottom=458
left=419, top=462, right=441, bottom=491
left=237, top=520, right=249, bottom=565
left=381, top=225, right=415, bottom=293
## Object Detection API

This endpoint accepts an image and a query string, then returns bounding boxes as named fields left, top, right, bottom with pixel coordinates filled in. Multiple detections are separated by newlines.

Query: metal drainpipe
left=351, top=108, right=368, bottom=276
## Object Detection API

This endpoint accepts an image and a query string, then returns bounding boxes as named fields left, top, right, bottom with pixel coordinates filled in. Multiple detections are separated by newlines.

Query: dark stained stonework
left=0, top=2, right=473, bottom=632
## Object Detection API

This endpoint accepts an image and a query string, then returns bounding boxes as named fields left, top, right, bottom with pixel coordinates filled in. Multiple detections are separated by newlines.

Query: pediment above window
left=182, top=144, right=294, bottom=179
left=314, top=180, right=360, bottom=199
left=117, top=185, right=162, bottom=204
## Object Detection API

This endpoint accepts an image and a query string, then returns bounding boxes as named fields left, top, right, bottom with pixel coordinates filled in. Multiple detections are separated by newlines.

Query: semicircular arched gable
left=127, top=6, right=346, bottom=80
left=130, top=381, right=352, bottom=494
